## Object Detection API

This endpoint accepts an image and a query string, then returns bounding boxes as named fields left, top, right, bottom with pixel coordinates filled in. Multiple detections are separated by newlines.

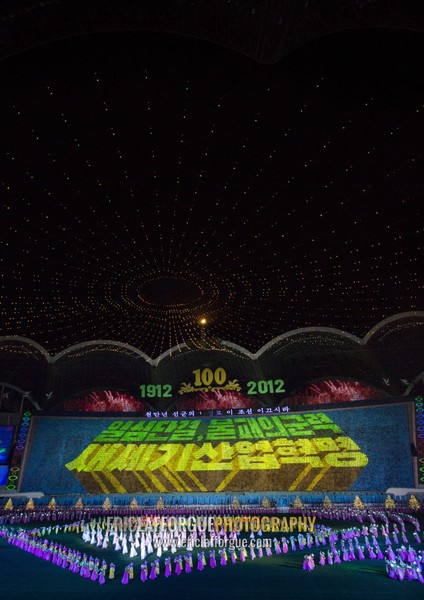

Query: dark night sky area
left=0, top=27, right=423, bottom=357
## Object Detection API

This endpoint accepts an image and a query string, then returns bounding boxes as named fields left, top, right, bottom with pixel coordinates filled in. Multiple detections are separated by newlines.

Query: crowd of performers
left=301, top=520, right=424, bottom=584
left=385, top=546, right=424, bottom=583
left=0, top=508, right=422, bottom=586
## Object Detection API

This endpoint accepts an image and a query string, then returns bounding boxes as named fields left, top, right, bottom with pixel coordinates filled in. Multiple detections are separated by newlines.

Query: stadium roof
left=0, top=3, right=422, bottom=358
left=0, top=1, right=424, bottom=63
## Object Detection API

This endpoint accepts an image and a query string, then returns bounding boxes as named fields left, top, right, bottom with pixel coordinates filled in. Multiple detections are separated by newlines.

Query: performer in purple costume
left=121, top=566, right=130, bottom=585
left=140, top=562, right=148, bottom=582
left=209, top=550, right=217, bottom=568
left=220, top=548, right=227, bottom=566
left=393, top=532, right=399, bottom=544
left=149, top=560, right=157, bottom=580
left=164, top=557, right=172, bottom=577
left=174, top=556, right=182, bottom=575
left=303, top=555, right=311, bottom=571
left=385, top=560, right=397, bottom=579
left=99, top=562, right=106, bottom=585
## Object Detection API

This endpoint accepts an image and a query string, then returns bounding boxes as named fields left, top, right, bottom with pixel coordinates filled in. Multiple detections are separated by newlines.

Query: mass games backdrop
left=20, top=403, right=414, bottom=494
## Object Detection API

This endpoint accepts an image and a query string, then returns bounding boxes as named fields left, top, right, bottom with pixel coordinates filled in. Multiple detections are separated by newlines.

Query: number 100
left=193, top=368, right=227, bottom=387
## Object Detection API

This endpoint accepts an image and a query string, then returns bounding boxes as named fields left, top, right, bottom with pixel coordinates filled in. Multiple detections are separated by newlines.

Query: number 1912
left=140, top=384, right=172, bottom=398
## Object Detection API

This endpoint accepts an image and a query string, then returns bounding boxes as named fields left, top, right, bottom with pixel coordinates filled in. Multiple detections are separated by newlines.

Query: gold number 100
left=193, top=368, right=227, bottom=387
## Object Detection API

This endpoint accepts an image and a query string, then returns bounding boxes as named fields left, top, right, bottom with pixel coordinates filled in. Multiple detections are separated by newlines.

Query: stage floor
left=0, top=518, right=423, bottom=600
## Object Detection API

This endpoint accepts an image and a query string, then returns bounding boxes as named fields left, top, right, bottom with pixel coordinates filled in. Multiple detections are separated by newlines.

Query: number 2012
left=246, top=379, right=285, bottom=395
